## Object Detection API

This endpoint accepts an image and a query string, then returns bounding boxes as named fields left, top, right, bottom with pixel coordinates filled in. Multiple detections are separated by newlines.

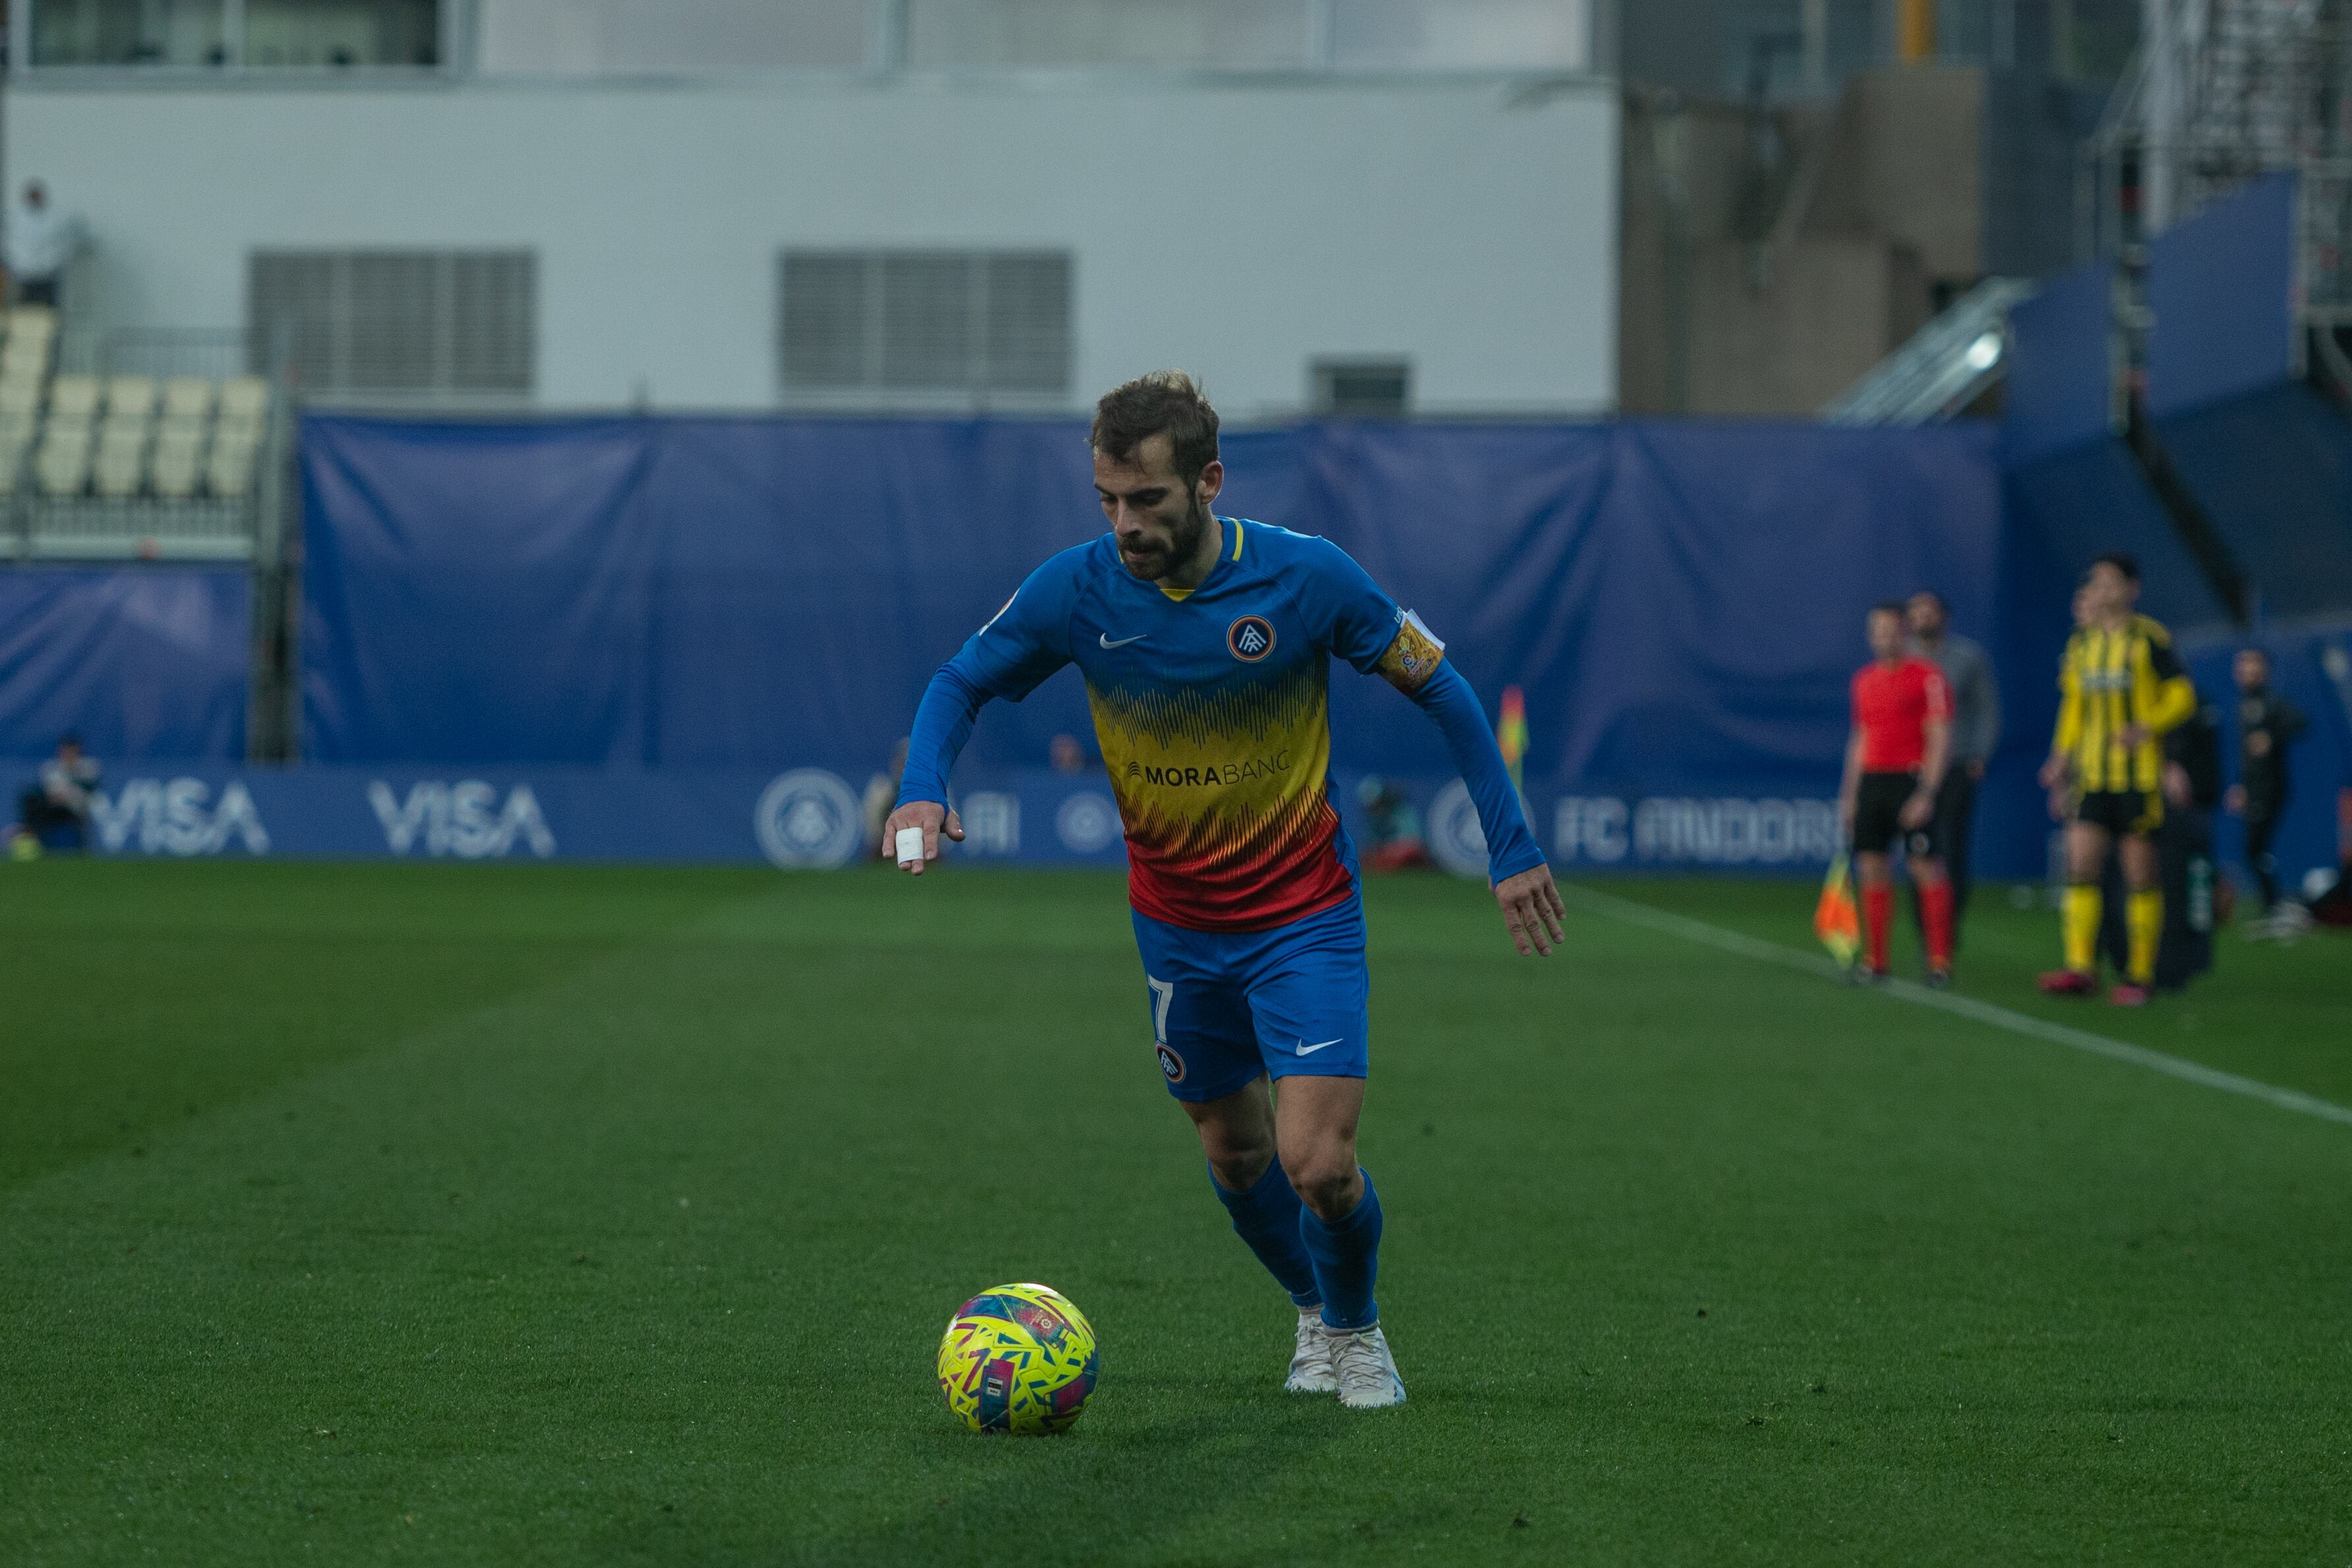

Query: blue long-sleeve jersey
left=900, top=519, right=1543, bottom=931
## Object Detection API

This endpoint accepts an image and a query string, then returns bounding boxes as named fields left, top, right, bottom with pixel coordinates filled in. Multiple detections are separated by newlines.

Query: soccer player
left=2037, top=553, right=2196, bottom=1006
left=1838, top=603, right=1956, bottom=984
left=885, top=371, right=1562, bottom=1411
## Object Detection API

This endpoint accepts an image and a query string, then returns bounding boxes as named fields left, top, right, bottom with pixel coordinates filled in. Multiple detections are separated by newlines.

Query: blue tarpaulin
left=2001, top=440, right=2231, bottom=630
left=0, top=566, right=250, bottom=762
left=2146, top=173, right=2299, bottom=419
left=300, top=414, right=2027, bottom=869
left=2002, top=260, right=2115, bottom=466
left=2154, top=384, right=2352, bottom=618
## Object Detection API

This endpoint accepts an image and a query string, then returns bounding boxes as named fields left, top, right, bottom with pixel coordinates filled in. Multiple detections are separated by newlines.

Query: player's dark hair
left=1091, top=371, right=1221, bottom=491
left=2090, top=551, right=2141, bottom=583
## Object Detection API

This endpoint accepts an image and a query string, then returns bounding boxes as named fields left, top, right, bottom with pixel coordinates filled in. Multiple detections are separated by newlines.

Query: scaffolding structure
left=2087, top=0, right=2352, bottom=326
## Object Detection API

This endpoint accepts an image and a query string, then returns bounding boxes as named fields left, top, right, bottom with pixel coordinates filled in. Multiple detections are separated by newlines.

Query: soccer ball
left=936, top=1282, right=1099, bottom=1435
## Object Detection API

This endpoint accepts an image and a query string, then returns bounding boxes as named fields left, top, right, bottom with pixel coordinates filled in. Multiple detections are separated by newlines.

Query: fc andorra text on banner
left=44, top=766, right=1845, bottom=875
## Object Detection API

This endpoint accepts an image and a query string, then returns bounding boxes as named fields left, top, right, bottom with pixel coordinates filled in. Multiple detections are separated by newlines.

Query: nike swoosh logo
left=1099, top=632, right=1146, bottom=649
left=1294, top=1038, right=1342, bottom=1056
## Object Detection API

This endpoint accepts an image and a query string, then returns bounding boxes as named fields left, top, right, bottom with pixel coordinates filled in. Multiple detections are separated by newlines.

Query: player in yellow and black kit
left=2036, top=554, right=2196, bottom=1005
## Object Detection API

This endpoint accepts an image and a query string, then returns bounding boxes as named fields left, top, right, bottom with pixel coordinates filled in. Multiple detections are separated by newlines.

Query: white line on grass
left=1558, top=883, right=2352, bottom=1130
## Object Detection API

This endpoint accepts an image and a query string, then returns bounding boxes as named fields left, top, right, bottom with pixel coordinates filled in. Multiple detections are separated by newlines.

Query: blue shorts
left=1131, top=895, right=1370, bottom=1102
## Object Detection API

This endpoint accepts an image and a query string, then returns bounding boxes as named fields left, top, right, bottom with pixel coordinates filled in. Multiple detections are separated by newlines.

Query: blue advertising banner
left=0, top=566, right=250, bottom=760
left=298, top=413, right=2012, bottom=867
left=55, top=761, right=1852, bottom=882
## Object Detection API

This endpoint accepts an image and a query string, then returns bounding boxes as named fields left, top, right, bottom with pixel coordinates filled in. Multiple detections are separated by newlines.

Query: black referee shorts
left=1852, top=771, right=1941, bottom=859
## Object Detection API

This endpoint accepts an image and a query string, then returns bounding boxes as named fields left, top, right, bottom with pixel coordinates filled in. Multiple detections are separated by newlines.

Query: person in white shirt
left=5, top=182, right=86, bottom=309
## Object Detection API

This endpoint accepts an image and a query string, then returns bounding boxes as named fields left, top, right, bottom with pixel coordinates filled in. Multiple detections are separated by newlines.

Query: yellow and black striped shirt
left=2051, top=615, right=2196, bottom=792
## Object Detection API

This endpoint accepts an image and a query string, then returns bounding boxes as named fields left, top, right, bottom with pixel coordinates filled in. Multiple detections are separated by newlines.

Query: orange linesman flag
left=1497, top=685, right=1528, bottom=796
left=1815, top=851, right=1861, bottom=968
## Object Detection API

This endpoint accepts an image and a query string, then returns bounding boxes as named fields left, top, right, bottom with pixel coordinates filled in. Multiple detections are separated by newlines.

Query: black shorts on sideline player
left=1853, top=771, right=1942, bottom=859
left=2073, top=788, right=2163, bottom=839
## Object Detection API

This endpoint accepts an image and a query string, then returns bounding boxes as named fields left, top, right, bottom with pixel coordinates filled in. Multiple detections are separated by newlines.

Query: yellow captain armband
left=1376, top=609, right=1447, bottom=696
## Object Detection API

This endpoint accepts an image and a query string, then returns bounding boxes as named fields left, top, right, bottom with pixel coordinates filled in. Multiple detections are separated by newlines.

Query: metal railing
left=98, top=328, right=250, bottom=382
left=1820, top=278, right=2040, bottom=425
left=3, top=354, right=289, bottom=564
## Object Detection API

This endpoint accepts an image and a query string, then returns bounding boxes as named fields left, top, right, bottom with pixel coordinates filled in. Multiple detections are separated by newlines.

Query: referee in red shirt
left=1838, top=603, right=1957, bottom=984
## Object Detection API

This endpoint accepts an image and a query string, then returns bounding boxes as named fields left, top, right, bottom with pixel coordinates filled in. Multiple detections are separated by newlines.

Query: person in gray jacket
left=1908, top=590, right=1999, bottom=946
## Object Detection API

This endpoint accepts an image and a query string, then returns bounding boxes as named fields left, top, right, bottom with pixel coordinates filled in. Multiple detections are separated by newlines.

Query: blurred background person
left=5, top=181, right=86, bottom=309
left=1049, top=733, right=1095, bottom=775
left=2101, top=685, right=2223, bottom=990
left=1906, top=588, right=1998, bottom=951
left=1355, top=776, right=1432, bottom=873
left=2224, top=648, right=2307, bottom=930
left=15, top=733, right=101, bottom=854
left=862, top=737, right=911, bottom=859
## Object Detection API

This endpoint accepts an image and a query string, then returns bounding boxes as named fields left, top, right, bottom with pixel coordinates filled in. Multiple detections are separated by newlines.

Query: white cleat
left=1329, top=1324, right=1408, bottom=1410
left=1286, top=1308, right=1339, bottom=1394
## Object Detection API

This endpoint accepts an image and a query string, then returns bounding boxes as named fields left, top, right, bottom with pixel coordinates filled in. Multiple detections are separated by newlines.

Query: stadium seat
left=160, top=377, right=215, bottom=423
left=105, top=376, right=159, bottom=423
left=47, top=375, right=101, bottom=423
left=213, top=411, right=263, bottom=454
left=219, top=376, right=268, bottom=421
left=0, top=408, right=36, bottom=450
left=4, top=309, right=57, bottom=368
left=150, top=425, right=206, bottom=500
left=94, top=424, right=149, bottom=498
left=207, top=433, right=259, bottom=498
left=0, top=431, right=30, bottom=498
left=1, top=340, right=49, bottom=382
left=0, top=375, right=44, bottom=419
left=35, top=426, right=92, bottom=497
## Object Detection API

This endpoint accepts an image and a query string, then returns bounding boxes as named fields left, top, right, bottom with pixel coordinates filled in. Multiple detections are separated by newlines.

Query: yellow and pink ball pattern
left=936, top=1282, right=1099, bottom=1435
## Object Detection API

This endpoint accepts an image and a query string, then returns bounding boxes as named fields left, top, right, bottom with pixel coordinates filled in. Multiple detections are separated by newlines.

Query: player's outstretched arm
left=1402, top=661, right=1562, bottom=955
left=890, top=661, right=991, bottom=878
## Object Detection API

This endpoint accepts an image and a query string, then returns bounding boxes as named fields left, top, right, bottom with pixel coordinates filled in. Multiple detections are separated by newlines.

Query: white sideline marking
left=1558, top=884, right=2352, bottom=1130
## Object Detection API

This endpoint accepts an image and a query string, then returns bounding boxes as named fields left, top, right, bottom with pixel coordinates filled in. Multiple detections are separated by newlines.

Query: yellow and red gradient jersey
left=929, top=520, right=1447, bottom=932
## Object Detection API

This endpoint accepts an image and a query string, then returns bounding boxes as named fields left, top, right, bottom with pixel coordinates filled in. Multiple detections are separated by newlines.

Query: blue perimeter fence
left=5, top=409, right=2348, bottom=888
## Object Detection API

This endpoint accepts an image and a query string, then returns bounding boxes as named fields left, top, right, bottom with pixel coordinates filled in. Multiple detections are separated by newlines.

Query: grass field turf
left=3, top=860, right=2347, bottom=1565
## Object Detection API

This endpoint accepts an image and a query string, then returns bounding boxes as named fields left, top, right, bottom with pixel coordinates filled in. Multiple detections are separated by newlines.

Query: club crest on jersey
left=1226, top=615, right=1276, bottom=662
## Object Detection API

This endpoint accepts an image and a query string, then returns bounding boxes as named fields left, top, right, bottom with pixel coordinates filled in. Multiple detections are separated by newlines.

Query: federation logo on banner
left=1055, top=792, right=1120, bottom=854
left=754, top=769, right=862, bottom=868
left=1426, top=778, right=1489, bottom=878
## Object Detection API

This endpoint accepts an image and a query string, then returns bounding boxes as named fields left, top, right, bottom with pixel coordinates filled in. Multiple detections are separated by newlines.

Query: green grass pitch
left=4, top=860, right=2347, bottom=1565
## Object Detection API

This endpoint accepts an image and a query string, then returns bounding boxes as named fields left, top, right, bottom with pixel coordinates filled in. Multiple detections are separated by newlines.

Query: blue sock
left=1210, top=1160, right=1321, bottom=1308
left=1299, top=1170, right=1383, bottom=1331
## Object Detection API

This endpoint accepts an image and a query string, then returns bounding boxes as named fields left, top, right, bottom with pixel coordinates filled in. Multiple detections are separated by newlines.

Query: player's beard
left=1120, top=493, right=1210, bottom=582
